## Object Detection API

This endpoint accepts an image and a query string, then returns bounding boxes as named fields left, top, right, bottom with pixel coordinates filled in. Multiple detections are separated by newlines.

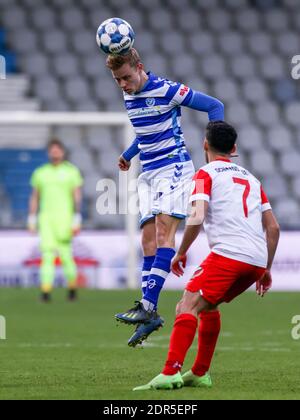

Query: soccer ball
left=96, top=17, right=135, bottom=55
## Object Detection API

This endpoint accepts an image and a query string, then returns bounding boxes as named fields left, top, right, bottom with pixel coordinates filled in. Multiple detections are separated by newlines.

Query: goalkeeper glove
left=27, top=214, right=37, bottom=233
left=72, top=213, right=82, bottom=235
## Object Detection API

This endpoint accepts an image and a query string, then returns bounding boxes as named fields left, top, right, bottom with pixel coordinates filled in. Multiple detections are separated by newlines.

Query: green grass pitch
left=0, top=288, right=300, bottom=400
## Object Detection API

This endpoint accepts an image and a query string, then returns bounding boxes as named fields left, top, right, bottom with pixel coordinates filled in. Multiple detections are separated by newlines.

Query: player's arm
left=168, top=83, right=224, bottom=121
left=172, top=169, right=212, bottom=277
left=28, top=188, right=39, bottom=232
left=172, top=200, right=208, bottom=277
left=119, top=137, right=140, bottom=171
left=263, top=210, right=280, bottom=271
left=179, top=200, right=208, bottom=254
left=183, top=90, right=225, bottom=121
left=256, top=188, right=280, bottom=297
left=72, top=186, right=82, bottom=235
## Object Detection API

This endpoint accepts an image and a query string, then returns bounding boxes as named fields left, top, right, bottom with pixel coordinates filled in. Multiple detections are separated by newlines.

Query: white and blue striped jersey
left=123, top=72, right=224, bottom=172
left=124, top=72, right=193, bottom=172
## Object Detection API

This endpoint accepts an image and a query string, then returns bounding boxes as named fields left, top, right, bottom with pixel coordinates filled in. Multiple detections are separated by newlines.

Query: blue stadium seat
left=0, top=149, right=47, bottom=170
left=10, top=194, right=30, bottom=220
left=0, top=50, right=17, bottom=73
left=0, top=27, right=17, bottom=73
left=252, top=0, right=280, bottom=10
left=1, top=0, right=300, bottom=229
left=0, top=149, right=48, bottom=221
left=0, top=29, right=5, bottom=49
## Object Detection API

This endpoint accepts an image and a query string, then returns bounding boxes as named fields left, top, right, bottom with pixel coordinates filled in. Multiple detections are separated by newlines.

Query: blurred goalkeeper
left=28, top=139, right=83, bottom=302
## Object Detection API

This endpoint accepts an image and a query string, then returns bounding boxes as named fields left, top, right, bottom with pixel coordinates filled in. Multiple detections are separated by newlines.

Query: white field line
left=8, top=329, right=292, bottom=353
left=260, top=330, right=288, bottom=336
left=9, top=343, right=292, bottom=352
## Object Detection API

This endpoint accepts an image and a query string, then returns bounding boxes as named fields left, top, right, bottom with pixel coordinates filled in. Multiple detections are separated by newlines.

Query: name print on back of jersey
left=215, top=165, right=248, bottom=176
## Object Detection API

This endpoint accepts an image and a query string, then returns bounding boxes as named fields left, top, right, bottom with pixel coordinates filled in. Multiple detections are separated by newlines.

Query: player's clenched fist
left=171, top=254, right=187, bottom=277
left=27, top=214, right=37, bottom=233
left=72, top=213, right=82, bottom=236
left=118, top=155, right=131, bottom=171
left=256, top=270, right=272, bottom=297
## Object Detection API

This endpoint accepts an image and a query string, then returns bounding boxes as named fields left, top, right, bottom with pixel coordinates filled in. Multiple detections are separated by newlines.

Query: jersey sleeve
left=189, top=169, right=212, bottom=203
left=261, top=186, right=272, bottom=212
left=122, top=137, right=140, bottom=161
left=166, top=82, right=193, bottom=107
left=184, top=91, right=225, bottom=121
left=30, top=169, right=40, bottom=190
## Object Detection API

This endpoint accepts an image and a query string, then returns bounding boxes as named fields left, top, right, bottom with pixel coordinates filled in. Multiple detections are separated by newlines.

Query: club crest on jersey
left=146, top=97, right=156, bottom=107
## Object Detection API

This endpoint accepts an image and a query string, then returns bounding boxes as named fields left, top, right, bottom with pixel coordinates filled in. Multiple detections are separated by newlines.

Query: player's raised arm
left=167, top=82, right=224, bottom=121
left=184, top=90, right=225, bottom=121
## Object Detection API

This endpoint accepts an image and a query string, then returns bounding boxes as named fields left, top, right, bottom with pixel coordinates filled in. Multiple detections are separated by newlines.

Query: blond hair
left=106, top=48, right=141, bottom=71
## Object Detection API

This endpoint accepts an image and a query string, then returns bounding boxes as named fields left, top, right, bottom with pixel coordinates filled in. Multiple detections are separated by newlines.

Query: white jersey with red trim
left=190, top=158, right=272, bottom=268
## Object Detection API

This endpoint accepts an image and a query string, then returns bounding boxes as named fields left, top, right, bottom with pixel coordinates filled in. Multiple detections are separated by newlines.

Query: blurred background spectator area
left=0, top=0, right=299, bottom=229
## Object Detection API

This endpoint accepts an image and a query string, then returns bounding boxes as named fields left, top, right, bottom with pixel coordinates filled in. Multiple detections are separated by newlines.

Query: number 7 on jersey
left=233, top=177, right=250, bottom=218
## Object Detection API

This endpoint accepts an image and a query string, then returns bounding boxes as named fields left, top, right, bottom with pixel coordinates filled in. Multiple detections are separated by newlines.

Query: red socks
left=162, top=313, right=197, bottom=375
left=192, top=310, right=221, bottom=377
left=162, top=311, right=221, bottom=376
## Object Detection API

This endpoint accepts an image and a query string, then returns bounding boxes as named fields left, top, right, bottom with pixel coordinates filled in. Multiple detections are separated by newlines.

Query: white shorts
left=137, top=161, right=195, bottom=227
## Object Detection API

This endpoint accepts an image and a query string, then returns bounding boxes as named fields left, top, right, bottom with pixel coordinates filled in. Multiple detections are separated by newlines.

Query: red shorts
left=186, top=252, right=266, bottom=305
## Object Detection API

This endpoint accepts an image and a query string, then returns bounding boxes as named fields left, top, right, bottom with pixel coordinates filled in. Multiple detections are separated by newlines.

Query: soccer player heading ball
left=99, top=19, right=225, bottom=347
left=133, top=121, right=280, bottom=391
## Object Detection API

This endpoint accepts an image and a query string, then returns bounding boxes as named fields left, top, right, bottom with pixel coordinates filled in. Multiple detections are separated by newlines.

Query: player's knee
left=141, top=221, right=157, bottom=255
left=176, top=299, right=195, bottom=315
left=155, top=217, right=176, bottom=248
left=179, top=293, right=201, bottom=314
left=156, top=225, right=169, bottom=247
left=196, top=298, right=215, bottom=315
left=142, top=238, right=156, bottom=255
left=141, top=234, right=156, bottom=255
left=156, top=220, right=167, bottom=236
left=180, top=302, right=194, bottom=314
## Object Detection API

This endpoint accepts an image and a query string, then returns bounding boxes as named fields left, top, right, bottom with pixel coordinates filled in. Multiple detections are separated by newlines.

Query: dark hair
left=106, top=48, right=141, bottom=71
left=206, top=121, right=237, bottom=154
left=47, top=138, right=65, bottom=151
